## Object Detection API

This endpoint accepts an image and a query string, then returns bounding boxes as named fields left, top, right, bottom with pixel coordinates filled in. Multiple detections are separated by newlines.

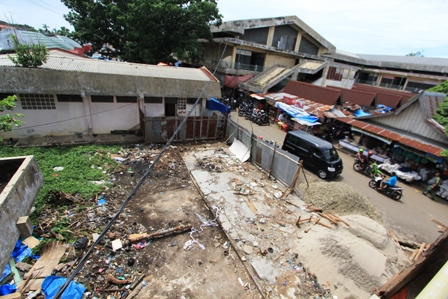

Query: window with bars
left=177, top=98, right=186, bottom=110
left=116, top=96, right=137, bottom=103
left=144, top=97, right=163, bottom=103
left=57, top=94, right=83, bottom=102
left=91, top=95, right=114, bottom=103
left=20, top=94, right=56, bottom=110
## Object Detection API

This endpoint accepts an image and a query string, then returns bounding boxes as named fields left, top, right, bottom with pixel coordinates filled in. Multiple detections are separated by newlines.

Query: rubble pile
left=300, top=181, right=382, bottom=222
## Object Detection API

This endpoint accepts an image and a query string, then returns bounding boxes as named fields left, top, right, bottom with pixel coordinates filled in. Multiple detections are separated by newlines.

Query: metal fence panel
left=226, top=119, right=300, bottom=186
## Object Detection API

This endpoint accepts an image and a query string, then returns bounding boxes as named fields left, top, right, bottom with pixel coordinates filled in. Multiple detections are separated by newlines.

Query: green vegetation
left=0, top=95, right=25, bottom=141
left=428, top=80, right=448, bottom=156
left=61, top=0, right=222, bottom=64
left=8, top=34, right=49, bottom=68
left=0, top=144, right=119, bottom=213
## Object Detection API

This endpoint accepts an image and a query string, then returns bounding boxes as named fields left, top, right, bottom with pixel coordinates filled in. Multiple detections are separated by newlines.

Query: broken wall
left=0, top=156, right=43, bottom=274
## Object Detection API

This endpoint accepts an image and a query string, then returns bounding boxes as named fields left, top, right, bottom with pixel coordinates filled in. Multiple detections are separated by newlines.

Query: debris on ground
left=1, top=142, right=411, bottom=299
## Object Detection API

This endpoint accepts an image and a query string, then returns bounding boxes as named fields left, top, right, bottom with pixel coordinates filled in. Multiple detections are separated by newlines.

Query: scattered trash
left=73, top=237, right=88, bottom=250
left=132, top=241, right=149, bottom=250
left=127, top=258, right=135, bottom=267
left=111, top=239, right=123, bottom=251
left=169, top=241, right=178, bottom=247
left=183, top=240, right=193, bottom=251
left=259, top=218, right=265, bottom=224
left=53, top=167, right=64, bottom=172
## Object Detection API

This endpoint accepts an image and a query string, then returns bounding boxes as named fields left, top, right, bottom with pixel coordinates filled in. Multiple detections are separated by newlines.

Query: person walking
left=423, top=173, right=441, bottom=200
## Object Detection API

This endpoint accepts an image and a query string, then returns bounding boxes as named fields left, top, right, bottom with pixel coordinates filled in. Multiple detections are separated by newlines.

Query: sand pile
left=300, top=181, right=382, bottom=222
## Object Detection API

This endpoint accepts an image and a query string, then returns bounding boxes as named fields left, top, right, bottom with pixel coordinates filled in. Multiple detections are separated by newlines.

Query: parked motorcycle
left=255, top=110, right=270, bottom=126
left=368, top=176, right=404, bottom=200
left=353, top=161, right=382, bottom=178
left=238, top=102, right=252, bottom=117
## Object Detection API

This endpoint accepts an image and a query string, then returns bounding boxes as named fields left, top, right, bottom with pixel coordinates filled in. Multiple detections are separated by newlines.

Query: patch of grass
left=0, top=144, right=120, bottom=215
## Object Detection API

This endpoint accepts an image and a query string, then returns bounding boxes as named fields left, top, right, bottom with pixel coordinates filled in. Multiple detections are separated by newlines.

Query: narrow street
left=230, top=113, right=448, bottom=244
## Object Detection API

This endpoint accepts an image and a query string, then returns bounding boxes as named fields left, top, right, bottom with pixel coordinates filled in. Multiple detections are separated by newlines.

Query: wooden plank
left=430, top=218, right=447, bottom=230
left=24, top=242, right=66, bottom=279
left=22, top=236, right=40, bottom=249
left=0, top=292, right=21, bottom=299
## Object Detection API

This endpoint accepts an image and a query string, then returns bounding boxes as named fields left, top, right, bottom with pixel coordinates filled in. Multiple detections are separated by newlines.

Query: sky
left=1, top=0, right=447, bottom=58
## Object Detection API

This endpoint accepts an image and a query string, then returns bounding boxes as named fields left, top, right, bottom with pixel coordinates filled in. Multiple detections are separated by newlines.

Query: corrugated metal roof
left=338, top=118, right=445, bottom=157
left=0, top=28, right=81, bottom=51
left=0, top=50, right=216, bottom=81
left=356, top=54, right=448, bottom=67
left=283, top=80, right=341, bottom=105
left=352, top=84, right=414, bottom=108
left=327, top=86, right=376, bottom=106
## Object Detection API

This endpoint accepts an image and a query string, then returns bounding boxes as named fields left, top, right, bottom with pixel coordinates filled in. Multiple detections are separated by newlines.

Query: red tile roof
left=352, top=84, right=414, bottom=108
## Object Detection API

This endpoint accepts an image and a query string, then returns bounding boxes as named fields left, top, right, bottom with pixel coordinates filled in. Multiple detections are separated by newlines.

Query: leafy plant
left=0, top=95, right=25, bottom=141
left=7, top=34, right=49, bottom=68
left=428, top=80, right=448, bottom=156
left=0, top=144, right=120, bottom=213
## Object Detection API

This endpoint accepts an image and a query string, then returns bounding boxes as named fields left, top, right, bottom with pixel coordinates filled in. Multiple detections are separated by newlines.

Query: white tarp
left=229, top=139, right=250, bottom=162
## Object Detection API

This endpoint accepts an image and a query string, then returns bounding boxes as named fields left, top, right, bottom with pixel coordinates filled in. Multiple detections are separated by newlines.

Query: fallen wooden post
left=295, top=216, right=301, bottom=228
left=286, top=200, right=301, bottom=209
left=317, top=222, right=333, bottom=229
left=319, top=213, right=338, bottom=225
left=129, top=224, right=192, bottom=242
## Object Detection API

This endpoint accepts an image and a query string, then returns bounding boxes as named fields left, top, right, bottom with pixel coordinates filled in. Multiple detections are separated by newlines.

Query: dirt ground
left=11, top=141, right=410, bottom=299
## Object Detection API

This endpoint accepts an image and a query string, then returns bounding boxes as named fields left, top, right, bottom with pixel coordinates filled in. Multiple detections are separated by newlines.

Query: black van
left=282, top=130, right=343, bottom=179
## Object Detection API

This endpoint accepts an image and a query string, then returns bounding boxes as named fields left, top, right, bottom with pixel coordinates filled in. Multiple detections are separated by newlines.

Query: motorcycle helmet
left=359, top=149, right=364, bottom=153
left=368, top=151, right=373, bottom=156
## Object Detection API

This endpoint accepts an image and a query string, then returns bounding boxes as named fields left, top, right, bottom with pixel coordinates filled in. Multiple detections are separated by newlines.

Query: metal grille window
left=144, top=97, right=163, bottom=103
left=177, top=98, right=186, bottom=110
left=326, top=66, right=343, bottom=81
left=57, top=94, right=83, bottom=102
left=20, top=94, right=56, bottom=110
left=116, top=96, right=137, bottom=103
left=91, top=95, right=114, bottom=103
left=187, top=98, right=197, bottom=104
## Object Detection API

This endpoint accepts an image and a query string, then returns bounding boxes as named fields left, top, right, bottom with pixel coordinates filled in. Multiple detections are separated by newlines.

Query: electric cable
left=53, top=42, right=228, bottom=299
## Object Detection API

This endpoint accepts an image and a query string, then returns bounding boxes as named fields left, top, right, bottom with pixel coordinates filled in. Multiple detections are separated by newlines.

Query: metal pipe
left=415, top=259, right=448, bottom=299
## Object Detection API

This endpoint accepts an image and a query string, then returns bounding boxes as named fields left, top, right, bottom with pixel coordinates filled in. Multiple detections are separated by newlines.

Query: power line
left=52, top=43, right=229, bottom=299
left=24, top=0, right=66, bottom=17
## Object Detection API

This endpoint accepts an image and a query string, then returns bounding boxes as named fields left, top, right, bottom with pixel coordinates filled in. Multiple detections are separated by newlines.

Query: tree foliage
left=61, top=0, right=222, bottom=64
left=0, top=95, right=25, bottom=141
left=406, top=51, right=424, bottom=57
left=428, top=81, right=448, bottom=155
left=7, top=34, right=49, bottom=68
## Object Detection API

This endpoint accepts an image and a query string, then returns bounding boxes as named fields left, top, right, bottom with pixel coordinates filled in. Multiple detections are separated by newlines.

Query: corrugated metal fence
left=226, top=118, right=301, bottom=187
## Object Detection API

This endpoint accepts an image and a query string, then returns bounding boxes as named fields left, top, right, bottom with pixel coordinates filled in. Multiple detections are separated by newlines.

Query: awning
left=206, top=98, right=230, bottom=114
left=351, top=127, right=392, bottom=145
left=250, top=94, right=265, bottom=100
left=275, top=102, right=319, bottom=123
left=338, top=118, right=445, bottom=157
left=224, top=74, right=254, bottom=88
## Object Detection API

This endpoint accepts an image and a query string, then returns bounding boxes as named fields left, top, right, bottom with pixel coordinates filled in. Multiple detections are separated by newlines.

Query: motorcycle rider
left=364, top=151, right=374, bottom=172
left=378, top=172, right=397, bottom=190
left=355, top=148, right=364, bottom=163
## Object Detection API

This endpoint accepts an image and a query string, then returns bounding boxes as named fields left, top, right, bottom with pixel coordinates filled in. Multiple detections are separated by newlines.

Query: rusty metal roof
left=283, top=80, right=342, bottom=105
left=338, top=118, right=445, bottom=157
left=353, top=84, right=414, bottom=108
left=327, top=86, right=376, bottom=106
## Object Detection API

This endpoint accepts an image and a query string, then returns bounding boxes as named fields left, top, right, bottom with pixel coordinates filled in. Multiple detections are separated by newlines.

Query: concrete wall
left=265, top=54, right=296, bottom=68
left=0, top=67, right=221, bottom=99
left=0, top=156, right=43, bottom=274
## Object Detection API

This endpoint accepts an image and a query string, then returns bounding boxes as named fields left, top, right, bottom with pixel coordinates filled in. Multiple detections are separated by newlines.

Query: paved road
left=230, top=113, right=448, bottom=244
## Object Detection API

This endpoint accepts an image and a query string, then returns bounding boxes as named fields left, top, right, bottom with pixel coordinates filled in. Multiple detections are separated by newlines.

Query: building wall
left=265, top=54, right=295, bottom=68
left=372, top=102, right=448, bottom=144
left=0, top=156, right=43, bottom=275
left=90, top=101, right=139, bottom=134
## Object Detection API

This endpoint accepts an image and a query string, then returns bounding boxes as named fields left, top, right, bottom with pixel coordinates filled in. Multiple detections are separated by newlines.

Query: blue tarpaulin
left=206, top=98, right=230, bottom=114
left=353, top=108, right=371, bottom=117
left=42, top=276, right=86, bottom=299
left=275, top=102, right=319, bottom=123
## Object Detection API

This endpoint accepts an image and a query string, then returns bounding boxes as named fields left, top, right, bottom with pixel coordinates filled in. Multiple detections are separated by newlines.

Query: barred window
left=20, top=94, right=56, bottom=110
left=116, top=96, right=137, bottom=103
left=91, top=95, right=114, bottom=103
left=326, top=66, right=343, bottom=81
left=177, top=98, right=186, bottom=110
left=144, top=97, right=163, bottom=103
left=57, top=94, right=82, bottom=102
left=187, top=98, right=197, bottom=104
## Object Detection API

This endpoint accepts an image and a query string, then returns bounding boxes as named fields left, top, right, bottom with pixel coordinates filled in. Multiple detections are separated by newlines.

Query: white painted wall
left=145, top=103, right=164, bottom=117
left=90, top=101, right=139, bottom=134
left=1, top=101, right=88, bottom=138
